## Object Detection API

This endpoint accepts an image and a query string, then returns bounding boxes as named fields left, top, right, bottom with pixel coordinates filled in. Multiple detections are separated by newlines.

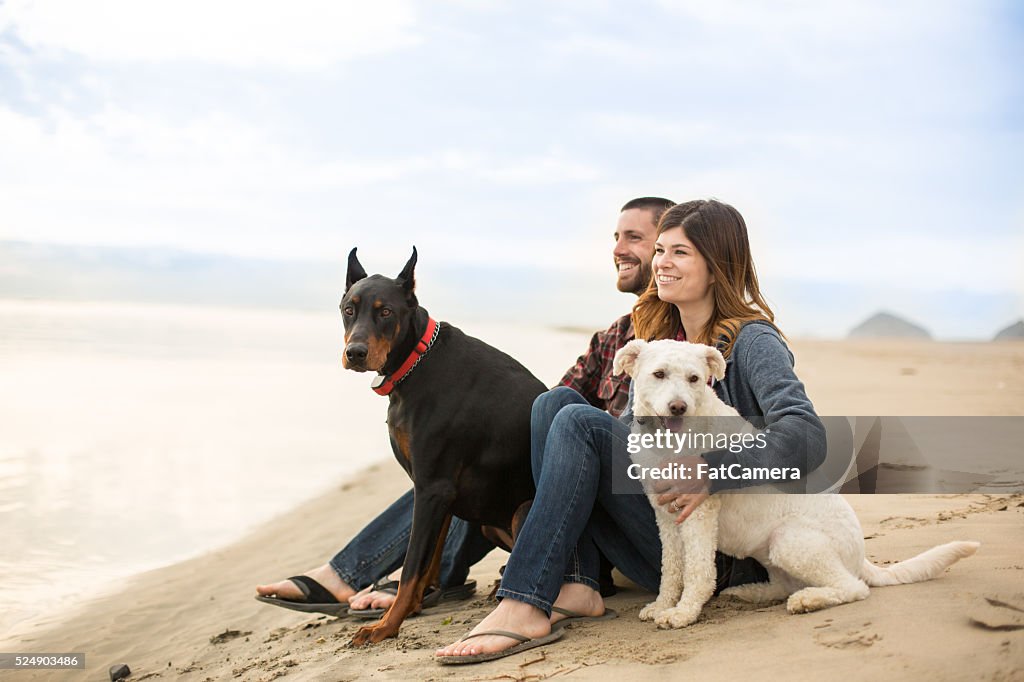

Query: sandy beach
left=3, top=338, right=1023, bottom=681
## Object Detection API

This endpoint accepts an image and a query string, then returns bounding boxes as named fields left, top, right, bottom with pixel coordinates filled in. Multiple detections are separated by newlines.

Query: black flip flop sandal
left=255, top=575, right=349, bottom=617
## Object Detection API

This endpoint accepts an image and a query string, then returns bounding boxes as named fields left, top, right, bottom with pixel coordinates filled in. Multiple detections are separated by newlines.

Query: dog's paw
left=786, top=590, right=831, bottom=614
left=639, top=602, right=664, bottom=621
left=654, top=604, right=702, bottom=629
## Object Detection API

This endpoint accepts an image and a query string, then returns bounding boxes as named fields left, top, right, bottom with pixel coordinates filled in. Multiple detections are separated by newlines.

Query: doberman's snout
left=668, top=400, right=688, bottom=416
left=345, top=343, right=368, bottom=364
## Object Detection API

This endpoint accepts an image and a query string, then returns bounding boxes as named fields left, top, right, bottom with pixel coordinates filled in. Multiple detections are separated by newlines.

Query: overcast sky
left=0, top=1, right=1021, bottom=336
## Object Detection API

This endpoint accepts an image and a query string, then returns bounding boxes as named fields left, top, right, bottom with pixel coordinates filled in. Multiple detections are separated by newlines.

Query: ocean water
left=0, top=299, right=588, bottom=632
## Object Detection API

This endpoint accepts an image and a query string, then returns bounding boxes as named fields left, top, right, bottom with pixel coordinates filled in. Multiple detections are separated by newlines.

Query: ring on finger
left=669, top=501, right=679, bottom=513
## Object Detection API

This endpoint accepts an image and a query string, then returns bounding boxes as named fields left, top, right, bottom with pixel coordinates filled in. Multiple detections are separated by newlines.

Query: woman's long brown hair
left=632, top=199, right=779, bottom=358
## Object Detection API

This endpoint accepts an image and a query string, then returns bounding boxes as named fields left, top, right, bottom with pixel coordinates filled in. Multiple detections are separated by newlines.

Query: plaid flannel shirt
left=557, top=313, right=634, bottom=417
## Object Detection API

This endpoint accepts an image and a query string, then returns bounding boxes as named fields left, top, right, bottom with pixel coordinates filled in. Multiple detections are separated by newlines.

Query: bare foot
left=435, top=598, right=550, bottom=659
left=255, top=564, right=355, bottom=603
left=549, top=582, right=605, bottom=626
left=347, top=583, right=399, bottom=611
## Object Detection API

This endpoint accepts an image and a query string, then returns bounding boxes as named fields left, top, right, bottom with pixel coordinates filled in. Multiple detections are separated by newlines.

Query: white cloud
left=0, top=0, right=420, bottom=68
left=0, top=103, right=609, bottom=260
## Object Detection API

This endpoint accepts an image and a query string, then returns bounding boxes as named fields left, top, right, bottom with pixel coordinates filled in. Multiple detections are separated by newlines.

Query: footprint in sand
left=878, top=515, right=931, bottom=531
left=814, top=625, right=881, bottom=649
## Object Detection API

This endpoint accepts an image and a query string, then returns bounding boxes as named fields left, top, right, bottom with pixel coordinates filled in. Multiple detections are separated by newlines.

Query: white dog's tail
left=859, top=541, right=980, bottom=587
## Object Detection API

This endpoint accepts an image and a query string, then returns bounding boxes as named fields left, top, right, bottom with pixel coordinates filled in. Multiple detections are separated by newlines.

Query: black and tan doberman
left=341, top=247, right=544, bottom=645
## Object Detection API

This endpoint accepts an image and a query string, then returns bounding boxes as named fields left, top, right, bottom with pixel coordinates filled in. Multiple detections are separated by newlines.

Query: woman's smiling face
left=653, top=226, right=714, bottom=306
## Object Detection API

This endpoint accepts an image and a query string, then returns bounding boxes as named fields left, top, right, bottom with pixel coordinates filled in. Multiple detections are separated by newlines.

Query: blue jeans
left=495, top=387, right=767, bottom=615
left=328, top=489, right=494, bottom=591
left=494, top=387, right=663, bottom=613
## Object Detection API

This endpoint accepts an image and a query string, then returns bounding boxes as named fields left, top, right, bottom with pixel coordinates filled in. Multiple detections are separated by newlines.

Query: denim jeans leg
left=329, top=488, right=414, bottom=590
left=329, top=487, right=485, bottom=591
left=495, top=390, right=623, bottom=614
left=529, top=387, right=591, bottom=479
left=528, top=387, right=600, bottom=587
left=581, top=502, right=662, bottom=593
left=579, top=432, right=664, bottom=593
left=438, top=518, right=496, bottom=588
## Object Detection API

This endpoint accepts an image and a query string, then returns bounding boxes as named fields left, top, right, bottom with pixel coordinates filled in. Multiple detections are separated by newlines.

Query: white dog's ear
left=705, top=345, right=727, bottom=381
left=613, top=339, right=647, bottom=377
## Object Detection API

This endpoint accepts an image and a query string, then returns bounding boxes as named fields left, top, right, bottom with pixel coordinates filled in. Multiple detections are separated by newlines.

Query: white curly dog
left=613, top=339, right=979, bottom=629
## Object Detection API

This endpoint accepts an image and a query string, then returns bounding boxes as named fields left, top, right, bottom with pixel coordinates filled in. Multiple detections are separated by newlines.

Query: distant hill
left=993, top=319, right=1024, bottom=341
left=848, top=311, right=932, bottom=339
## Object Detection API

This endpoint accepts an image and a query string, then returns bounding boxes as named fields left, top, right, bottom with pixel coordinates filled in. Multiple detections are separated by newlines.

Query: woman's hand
left=650, top=454, right=711, bottom=524
left=657, top=489, right=709, bottom=524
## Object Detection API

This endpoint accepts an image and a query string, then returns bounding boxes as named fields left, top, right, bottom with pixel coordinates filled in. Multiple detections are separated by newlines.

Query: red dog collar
left=371, top=317, right=439, bottom=396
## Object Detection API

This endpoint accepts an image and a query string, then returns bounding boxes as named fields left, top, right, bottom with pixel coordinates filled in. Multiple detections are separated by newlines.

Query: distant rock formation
left=848, top=311, right=932, bottom=339
left=993, top=319, right=1024, bottom=341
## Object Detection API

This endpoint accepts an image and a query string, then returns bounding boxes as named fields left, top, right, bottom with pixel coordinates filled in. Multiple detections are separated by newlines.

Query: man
left=562, top=196, right=669, bottom=418
left=255, top=197, right=675, bottom=617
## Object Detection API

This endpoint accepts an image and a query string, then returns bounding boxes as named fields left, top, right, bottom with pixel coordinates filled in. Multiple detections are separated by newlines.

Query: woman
left=436, top=199, right=827, bottom=663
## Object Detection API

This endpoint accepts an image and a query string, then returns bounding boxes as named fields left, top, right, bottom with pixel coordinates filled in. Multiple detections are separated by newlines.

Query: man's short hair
left=620, top=197, right=676, bottom=226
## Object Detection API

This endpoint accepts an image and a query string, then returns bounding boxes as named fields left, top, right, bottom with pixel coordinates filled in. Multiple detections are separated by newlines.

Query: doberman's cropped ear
left=346, top=248, right=367, bottom=292
left=613, top=339, right=647, bottom=377
left=396, top=246, right=417, bottom=293
left=704, top=345, right=727, bottom=382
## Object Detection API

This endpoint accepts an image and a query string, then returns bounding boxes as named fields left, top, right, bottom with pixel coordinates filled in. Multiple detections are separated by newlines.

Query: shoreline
left=0, top=461, right=412, bottom=679
left=0, top=454, right=397, bottom=638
